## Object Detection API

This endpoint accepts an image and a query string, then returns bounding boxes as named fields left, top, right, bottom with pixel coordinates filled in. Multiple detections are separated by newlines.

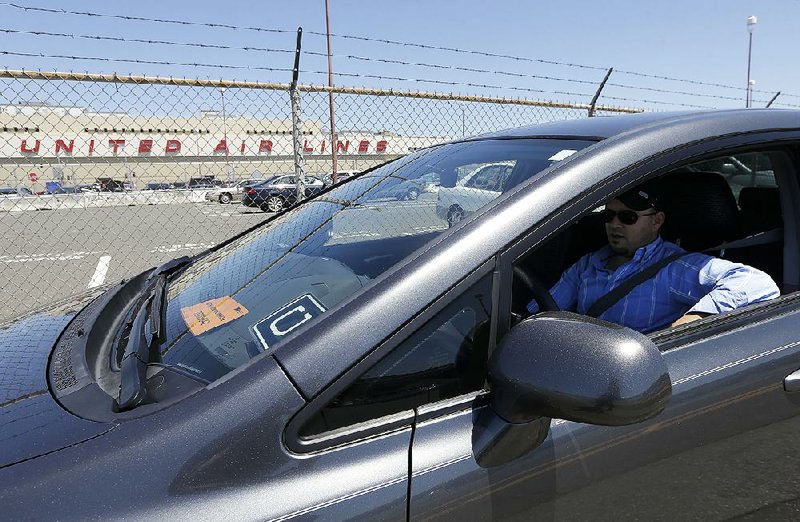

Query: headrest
left=656, top=171, right=739, bottom=251
left=738, top=186, right=781, bottom=213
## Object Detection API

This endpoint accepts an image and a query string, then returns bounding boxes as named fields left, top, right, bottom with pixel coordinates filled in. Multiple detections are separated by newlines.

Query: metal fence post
left=588, top=68, right=613, bottom=117
left=290, top=27, right=305, bottom=204
left=766, top=91, right=781, bottom=108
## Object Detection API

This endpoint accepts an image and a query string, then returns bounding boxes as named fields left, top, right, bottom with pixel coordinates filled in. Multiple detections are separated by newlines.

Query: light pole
left=219, top=87, right=232, bottom=181
left=746, top=15, right=757, bottom=108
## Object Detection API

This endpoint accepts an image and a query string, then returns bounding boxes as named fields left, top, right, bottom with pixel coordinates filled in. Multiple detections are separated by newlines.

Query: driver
left=527, top=184, right=780, bottom=333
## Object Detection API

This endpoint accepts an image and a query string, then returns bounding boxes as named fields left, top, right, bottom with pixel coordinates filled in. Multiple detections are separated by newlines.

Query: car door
left=283, top=265, right=496, bottom=520
left=409, top=142, right=800, bottom=520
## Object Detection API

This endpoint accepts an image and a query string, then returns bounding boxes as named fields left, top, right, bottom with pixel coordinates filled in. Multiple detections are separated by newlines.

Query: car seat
left=658, top=171, right=783, bottom=286
left=657, top=171, right=740, bottom=251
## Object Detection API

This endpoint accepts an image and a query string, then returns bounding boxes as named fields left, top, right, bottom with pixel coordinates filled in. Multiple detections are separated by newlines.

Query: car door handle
left=784, top=369, right=800, bottom=392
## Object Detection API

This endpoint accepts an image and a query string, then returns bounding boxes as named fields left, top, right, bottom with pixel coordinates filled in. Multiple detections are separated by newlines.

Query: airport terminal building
left=0, top=103, right=447, bottom=191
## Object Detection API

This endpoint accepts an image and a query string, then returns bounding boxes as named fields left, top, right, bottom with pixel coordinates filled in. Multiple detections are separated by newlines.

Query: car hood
left=0, top=291, right=115, bottom=468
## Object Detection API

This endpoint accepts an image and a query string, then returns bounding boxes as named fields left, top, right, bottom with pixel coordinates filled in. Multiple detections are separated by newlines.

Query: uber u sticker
left=252, top=294, right=326, bottom=350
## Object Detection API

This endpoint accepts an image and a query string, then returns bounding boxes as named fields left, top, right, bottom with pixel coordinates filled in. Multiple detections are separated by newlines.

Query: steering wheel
left=512, top=265, right=560, bottom=313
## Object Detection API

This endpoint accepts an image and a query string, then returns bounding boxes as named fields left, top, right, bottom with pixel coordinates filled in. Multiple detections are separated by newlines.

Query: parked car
left=241, top=174, right=326, bottom=212
left=0, top=186, right=33, bottom=196
left=45, top=182, right=83, bottom=194
left=186, top=176, right=225, bottom=189
left=205, top=178, right=264, bottom=204
left=373, top=171, right=441, bottom=201
left=95, top=177, right=127, bottom=192
left=144, top=182, right=177, bottom=190
left=4, top=110, right=800, bottom=520
left=436, top=161, right=516, bottom=226
left=320, top=170, right=359, bottom=186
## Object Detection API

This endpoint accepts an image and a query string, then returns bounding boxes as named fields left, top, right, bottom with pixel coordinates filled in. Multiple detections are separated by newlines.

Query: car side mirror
left=491, top=311, right=671, bottom=425
left=473, top=312, right=671, bottom=467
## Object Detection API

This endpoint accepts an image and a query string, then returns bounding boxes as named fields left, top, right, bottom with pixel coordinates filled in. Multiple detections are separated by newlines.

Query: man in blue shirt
left=527, top=185, right=780, bottom=333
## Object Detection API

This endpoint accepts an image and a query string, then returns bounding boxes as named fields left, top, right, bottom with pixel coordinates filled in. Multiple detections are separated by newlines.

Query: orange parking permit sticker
left=180, top=297, right=249, bottom=336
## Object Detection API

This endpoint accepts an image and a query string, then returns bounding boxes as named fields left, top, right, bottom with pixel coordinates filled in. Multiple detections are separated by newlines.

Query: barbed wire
left=1, top=50, right=295, bottom=75
left=0, top=2, right=294, bottom=34
left=0, top=28, right=297, bottom=55
left=1, top=50, right=729, bottom=110
left=1, top=27, right=776, bottom=106
left=3, top=1, right=793, bottom=100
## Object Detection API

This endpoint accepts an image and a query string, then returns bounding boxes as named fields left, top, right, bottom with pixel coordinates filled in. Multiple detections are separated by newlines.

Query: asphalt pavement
left=1, top=195, right=446, bottom=323
left=1, top=202, right=266, bottom=322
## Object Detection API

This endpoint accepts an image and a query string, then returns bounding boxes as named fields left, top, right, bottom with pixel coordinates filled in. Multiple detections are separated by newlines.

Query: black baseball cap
left=616, top=183, right=661, bottom=211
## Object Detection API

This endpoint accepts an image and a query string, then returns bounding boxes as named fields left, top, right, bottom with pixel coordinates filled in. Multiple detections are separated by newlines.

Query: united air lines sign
left=2, top=134, right=403, bottom=159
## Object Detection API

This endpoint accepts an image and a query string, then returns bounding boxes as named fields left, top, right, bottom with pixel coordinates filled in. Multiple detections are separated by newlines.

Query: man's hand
left=671, top=312, right=711, bottom=328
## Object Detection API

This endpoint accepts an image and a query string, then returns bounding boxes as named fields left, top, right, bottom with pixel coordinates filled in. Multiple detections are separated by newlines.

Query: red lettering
left=138, top=139, right=153, bottom=153
left=214, top=140, right=228, bottom=153
left=165, top=139, right=181, bottom=153
left=28, top=172, right=38, bottom=182
left=89, top=139, right=95, bottom=154
left=376, top=140, right=388, bottom=154
left=303, top=140, right=313, bottom=153
left=320, top=140, right=326, bottom=153
left=336, top=140, right=350, bottom=153
left=240, top=141, right=246, bottom=153
left=358, top=140, right=370, bottom=153
left=20, top=139, right=40, bottom=153
left=55, top=139, right=74, bottom=154
left=258, top=139, right=273, bottom=153
left=109, top=139, right=125, bottom=153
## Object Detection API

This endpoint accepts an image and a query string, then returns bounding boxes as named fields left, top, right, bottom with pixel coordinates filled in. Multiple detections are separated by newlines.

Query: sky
left=0, top=0, right=798, bottom=111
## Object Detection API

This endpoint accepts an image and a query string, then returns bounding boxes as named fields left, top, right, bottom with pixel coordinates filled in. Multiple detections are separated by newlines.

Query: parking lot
left=0, top=200, right=266, bottom=321
left=0, top=192, right=445, bottom=322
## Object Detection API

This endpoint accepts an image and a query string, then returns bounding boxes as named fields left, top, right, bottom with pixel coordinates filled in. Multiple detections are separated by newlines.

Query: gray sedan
left=204, top=178, right=265, bottom=204
left=2, top=109, right=800, bottom=519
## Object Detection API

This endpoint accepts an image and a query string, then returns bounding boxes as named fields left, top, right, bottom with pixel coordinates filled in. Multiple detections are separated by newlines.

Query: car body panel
left=1, top=348, right=410, bottom=520
left=4, top=109, right=800, bottom=519
left=0, top=290, right=111, bottom=468
left=410, top=302, right=800, bottom=518
left=274, top=110, right=800, bottom=399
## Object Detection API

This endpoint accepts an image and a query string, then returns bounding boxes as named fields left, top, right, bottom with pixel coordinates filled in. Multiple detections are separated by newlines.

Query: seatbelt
left=586, top=252, right=687, bottom=318
left=585, top=227, right=783, bottom=318
left=706, top=227, right=782, bottom=257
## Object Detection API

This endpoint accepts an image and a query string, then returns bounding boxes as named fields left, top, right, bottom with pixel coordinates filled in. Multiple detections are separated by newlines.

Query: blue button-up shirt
left=527, top=237, right=780, bottom=333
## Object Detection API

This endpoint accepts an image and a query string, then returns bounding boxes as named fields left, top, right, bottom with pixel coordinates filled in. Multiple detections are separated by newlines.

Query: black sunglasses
left=601, top=208, right=656, bottom=225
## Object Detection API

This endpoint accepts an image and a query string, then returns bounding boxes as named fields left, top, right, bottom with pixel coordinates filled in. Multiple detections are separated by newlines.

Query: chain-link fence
left=0, top=69, right=641, bottom=321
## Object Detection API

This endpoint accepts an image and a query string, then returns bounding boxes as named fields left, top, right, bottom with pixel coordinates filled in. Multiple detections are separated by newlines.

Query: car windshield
left=159, top=138, right=596, bottom=382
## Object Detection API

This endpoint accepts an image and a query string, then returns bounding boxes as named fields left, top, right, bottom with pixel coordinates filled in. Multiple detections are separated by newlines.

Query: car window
left=690, top=152, right=777, bottom=200
left=300, top=274, right=493, bottom=437
left=465, top=164, right=513, bottom=191
left=161, top=138, right=595, bottom=383
left=512, top=148, right=788, bottom=336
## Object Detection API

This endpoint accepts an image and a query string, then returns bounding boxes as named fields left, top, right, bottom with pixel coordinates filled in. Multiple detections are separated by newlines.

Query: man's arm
left=670, top=255, right=780, bottom=324
left=670, top=311, right=711, bottom=327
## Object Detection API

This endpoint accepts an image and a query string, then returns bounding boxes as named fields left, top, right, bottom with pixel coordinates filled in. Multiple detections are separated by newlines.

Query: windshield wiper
left=116, top=258, right=187, bottom=411
left=117, top=297, right=159, bottom=411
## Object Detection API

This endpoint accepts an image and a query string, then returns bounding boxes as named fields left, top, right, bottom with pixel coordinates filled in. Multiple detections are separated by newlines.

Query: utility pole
left=219, top=87, right=232, bottom=181
left=325, top=0, right=339, bottom=183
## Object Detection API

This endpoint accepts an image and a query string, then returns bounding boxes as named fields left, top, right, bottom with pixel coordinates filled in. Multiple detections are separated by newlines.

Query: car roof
left=458, top=109, right=800, bottom=142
